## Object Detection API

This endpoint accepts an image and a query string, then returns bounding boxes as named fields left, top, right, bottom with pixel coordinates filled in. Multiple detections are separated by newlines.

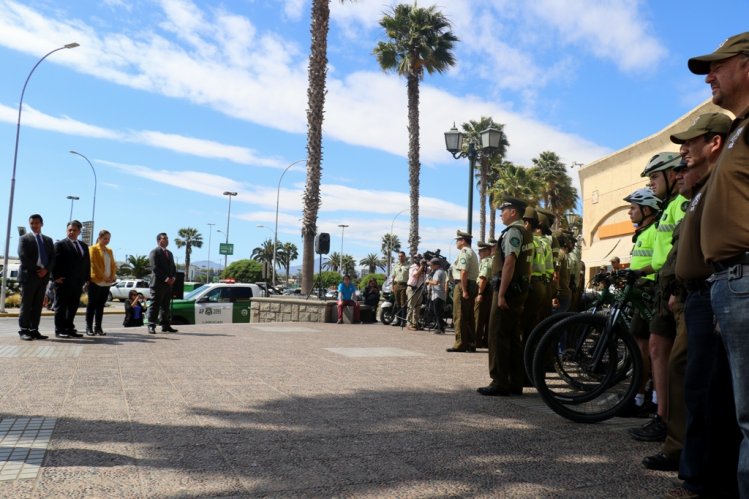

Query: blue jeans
left=712, top=274, right=749, bottom=498
left=681, top=289, right=740, bottom=497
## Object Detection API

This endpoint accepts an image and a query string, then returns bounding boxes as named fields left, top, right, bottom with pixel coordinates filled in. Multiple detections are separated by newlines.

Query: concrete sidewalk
left=0, top=321, right=676, bottom=497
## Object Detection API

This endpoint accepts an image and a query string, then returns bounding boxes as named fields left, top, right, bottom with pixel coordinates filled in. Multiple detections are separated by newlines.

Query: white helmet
left=623, top=188, right=661, bottom=210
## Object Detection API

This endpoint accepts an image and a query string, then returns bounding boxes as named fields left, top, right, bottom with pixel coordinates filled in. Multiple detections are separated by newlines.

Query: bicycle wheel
left=523, top=312, right=577, bottom=386
left=532, top=314, right=642, bottom=423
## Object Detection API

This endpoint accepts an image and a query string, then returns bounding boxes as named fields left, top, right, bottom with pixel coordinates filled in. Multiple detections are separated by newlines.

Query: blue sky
left=0, top=0, right=747, bottom=273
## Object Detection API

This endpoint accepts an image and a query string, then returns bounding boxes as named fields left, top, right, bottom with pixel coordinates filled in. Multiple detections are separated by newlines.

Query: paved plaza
left=0, top=318, right=677, bottom=497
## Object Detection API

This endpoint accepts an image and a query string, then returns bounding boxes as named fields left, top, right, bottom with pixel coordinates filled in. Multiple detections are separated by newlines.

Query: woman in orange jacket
left=86, top=230, right=116, bottom=335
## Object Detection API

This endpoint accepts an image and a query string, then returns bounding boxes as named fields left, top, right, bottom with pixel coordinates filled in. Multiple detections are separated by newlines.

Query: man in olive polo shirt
left=446, top=230, right=479, bottom=352
left=478, top=197, right=532, bottom=396
left=686, top=32, right=749, bottom=497
left=390, top=251, right=409, bottom=327
left=474, top=241, right=493, bottom=349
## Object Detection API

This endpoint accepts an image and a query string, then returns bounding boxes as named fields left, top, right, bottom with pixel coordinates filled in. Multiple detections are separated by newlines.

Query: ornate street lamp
left=444, top=123, right=501, bottom=235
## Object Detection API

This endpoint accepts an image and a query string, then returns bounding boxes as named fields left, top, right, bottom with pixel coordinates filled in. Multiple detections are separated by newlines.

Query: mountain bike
left=530, top=269, right=650, bottom=423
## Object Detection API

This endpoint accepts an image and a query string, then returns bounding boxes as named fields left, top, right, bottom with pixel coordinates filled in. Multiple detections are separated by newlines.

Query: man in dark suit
left=17, top=214, right=56, bottom=341
left=51, top=220, right=90, bottom=338
left=147, top=232, right=178, bottom=334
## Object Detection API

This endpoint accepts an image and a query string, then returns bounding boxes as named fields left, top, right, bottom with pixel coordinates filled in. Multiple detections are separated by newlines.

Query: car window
left=205, top=287, right=231, bottom=303
left=231, top=287, right=253, bottom=301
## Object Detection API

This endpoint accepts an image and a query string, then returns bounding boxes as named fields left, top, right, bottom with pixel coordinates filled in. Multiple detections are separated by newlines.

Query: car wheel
left=108, top=292, right=113, bottom=301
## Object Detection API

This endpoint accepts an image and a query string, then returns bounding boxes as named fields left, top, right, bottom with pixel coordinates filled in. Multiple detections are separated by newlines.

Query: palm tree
left=359, top=253, right=385, bottom=275
left=340, top=254, right=357, bottom=277
left=174, top=227, right=203, bottom=281
left=323, top=252, right=342, bottom=272
left=530, top=151, right=579, bottom=224
left=463, top=116, right=508, bottom=241
left=120, top=255, right=150, bottom=279
left=486, top=160, right=502, bottom=240
left=301, top=0, right=354, bottom=296
left=374, top=4, right=458, bottom=256
left=251, top=239, right=278, bottom=276
left=381, top=232, right=401, bottom=276
left=489, top=161, right=543, bottom=216
left=277, top=242, right=298, bottom=285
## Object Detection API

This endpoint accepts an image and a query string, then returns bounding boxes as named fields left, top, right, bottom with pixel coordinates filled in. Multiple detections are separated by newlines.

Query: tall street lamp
left=206, top=223, right=215, bottom=282
left=337, top=224, right=349, bottom=275
left=66, top=195, right=79, bottom=222
left=222, top=191, right=237, bottom=269
left=69, top=150, right=97, bottom=243
left=273, top=159, right=304, bottom=286
left=1, top=42, right=80, bottom=313
left=216, top=229, right=225, bottom=272
left=444, top=123, right=502, bottom=235
left=387, top=208, right=408, bottom=278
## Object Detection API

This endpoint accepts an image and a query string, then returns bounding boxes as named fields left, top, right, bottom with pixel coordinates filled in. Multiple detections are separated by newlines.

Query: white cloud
left=0, top=0, right=611, bottom=177
left=0, top=103, right=120, bottom=139
left=282, top=0, right=307, bottom=21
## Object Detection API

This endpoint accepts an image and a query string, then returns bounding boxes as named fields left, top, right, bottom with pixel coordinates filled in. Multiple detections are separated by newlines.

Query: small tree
left=174, top=227, right=203, bottom=280
left=359, top=253, right=385, bottom=274
left=119, top=255, right=150, bottom=279
left=221, top=259, right=263, bottom=283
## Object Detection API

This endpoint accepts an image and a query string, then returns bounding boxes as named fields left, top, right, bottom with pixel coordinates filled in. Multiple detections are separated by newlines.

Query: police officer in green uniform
left=537, top=208, right=558, bottom=316
left=478, top=197, right=533, bottom=396
left=474, top=241, right=493, bottom=349
left=446, top=230, right=479, bottom=352
left=390, top=251, right=409, bottom=327
left=520, top=207, right=547, bottom=348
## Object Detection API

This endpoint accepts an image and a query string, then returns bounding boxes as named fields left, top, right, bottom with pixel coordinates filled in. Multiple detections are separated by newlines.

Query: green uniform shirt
left=531, top=235, right=546, bottom=276
left=391, top=261, right=408, bottom=282
left=630, top=222, right=657, bottom=281
left=542, top=234, right=554, bottom=277
left=652, top=194, right=688, bottom=272
left=478, top=256, right=492, bottom=279
left=453, top=246, right=479, bottom=281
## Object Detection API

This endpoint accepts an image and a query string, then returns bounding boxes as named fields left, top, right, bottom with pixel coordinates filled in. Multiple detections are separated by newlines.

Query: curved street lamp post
left=0, top=42, right=80, bottom=313
left=66, top=195, right=79, bottom=222
left=69, top=150, right=97, bottom=243
left=222, top=191, right=237, bottom=270
left=337, top=224, right=349, bottom=275
left=272, top=159, right=304, bottom=286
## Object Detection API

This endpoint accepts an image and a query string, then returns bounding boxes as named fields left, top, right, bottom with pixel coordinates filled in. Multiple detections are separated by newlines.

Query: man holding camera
left=406, top=254, right=427, bottom=330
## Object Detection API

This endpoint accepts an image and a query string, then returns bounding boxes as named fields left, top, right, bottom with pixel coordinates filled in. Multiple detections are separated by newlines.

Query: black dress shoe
left=161, top=326, right=178, bottom=333
left=19, top=332, right=34, bottom=341
left=68, top=330, right=84, bottom=338
left=477, top=386, right=511, bottom=396
left=55, top=331, right=71, bottom=338
left=446, top=347, right=467, bottom=352
left=85, top=328, right=96, bottom=336
left=642, top=452, right=679, bottom=471
left=148, top=325, right=157, bottom=334
left=95, top=328, right=106, bottom=336
left=30, top=330, right=48, bottom=340
left=466, top=346, right=477, bottom=352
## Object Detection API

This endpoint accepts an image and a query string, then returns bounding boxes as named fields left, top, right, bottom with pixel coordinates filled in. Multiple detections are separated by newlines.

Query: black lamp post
left=444, top=124, right=503, bottom=235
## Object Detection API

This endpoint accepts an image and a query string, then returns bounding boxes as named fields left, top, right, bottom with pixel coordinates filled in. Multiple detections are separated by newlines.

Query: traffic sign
left=219, top=243, right=234, bottom=256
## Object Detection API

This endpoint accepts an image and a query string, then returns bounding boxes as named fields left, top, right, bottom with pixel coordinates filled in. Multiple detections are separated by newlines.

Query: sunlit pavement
left=0, top=320, right=676, bottom=497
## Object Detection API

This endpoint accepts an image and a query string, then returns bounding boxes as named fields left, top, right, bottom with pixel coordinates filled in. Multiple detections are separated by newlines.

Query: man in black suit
left=51, top=220, right=90, bottom=338
left=147, top=232, right=178, bottom=334
left=17, top=214, right=56, bottom=341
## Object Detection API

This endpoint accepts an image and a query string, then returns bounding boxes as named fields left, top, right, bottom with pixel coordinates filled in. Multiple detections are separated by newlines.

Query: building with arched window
left=579, top=100, right=731, bottom=280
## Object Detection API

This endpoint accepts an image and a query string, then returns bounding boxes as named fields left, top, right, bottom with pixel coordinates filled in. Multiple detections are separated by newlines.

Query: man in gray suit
left=17, top=214, right=55, bottom=341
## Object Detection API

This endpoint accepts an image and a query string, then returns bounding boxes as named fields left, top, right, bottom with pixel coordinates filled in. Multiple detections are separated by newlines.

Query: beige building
left=579, top=99, right=730, bottom=280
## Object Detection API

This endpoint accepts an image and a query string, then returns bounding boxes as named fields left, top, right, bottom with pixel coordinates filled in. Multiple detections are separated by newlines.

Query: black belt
left=684, top=278, right=711, bottom=292
left=395, top=281, right=407, bottom=285
left=712, top=252, right=749, bottom=272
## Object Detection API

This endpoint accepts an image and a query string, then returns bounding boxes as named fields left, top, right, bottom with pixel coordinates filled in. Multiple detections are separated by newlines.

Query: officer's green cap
left=477, top=241, right=492, bottom=250
left=455, top=230, right=472, bottom=240
left=688, top=32, right=749, bottom=75
left=498, top=197, right=527, bottom=212
left=537, top=208, right=555, bottom=227
left=522, top=206, right=538, bottom=222
left=670, top=113, right=732, bottom=144
left=537, top=211, right=550, bottom=227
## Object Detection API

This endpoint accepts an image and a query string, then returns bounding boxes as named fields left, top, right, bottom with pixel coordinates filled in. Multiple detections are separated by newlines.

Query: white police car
left=168, top=281, right=262, bottom=325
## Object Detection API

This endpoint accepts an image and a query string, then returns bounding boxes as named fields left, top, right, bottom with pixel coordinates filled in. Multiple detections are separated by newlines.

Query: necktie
left=36, top=234, right=48, bottom=267
left=75, top=240, right=83, bottom=257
